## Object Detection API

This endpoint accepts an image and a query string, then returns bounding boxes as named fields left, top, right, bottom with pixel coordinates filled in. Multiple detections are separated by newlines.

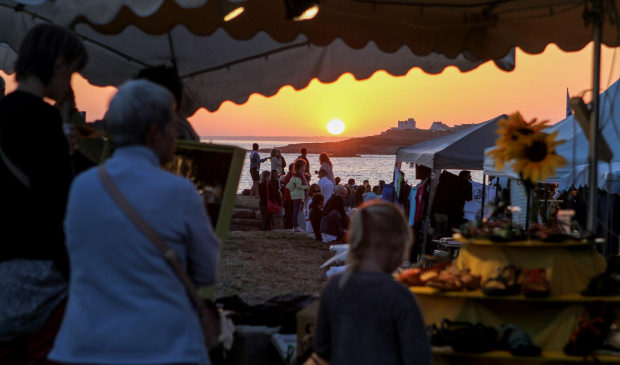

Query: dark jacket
left=281, top=172, right=293, bottom=201
left=310, top=207, right=323, bottom=241
left=321, top=210, right=345, bottom=240
left=259, top=180, right=281, bottom=207
left=0, top=91, right=73, bottom=277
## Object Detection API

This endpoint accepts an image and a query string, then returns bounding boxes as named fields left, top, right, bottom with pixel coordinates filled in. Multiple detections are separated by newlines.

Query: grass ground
left=234, top=195, right=260, bottom=210
left=215, top=230, right=333, bottom=304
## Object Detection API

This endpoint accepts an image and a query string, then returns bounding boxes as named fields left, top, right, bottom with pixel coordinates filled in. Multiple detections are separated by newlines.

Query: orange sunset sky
left=2, top=43, right=619, bottom=138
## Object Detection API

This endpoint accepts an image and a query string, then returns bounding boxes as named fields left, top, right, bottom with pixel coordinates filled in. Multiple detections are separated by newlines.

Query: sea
left=202, top=138, right=484, bottom=193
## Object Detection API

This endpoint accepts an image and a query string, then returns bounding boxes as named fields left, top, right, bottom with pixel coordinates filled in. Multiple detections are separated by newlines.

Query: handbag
left=97, top=166, right=221, bottom=350
left=265, top=181, right=280, bottom=215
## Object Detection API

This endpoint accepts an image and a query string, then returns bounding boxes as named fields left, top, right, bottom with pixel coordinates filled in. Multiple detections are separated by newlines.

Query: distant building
left=381, top=117, right=418, bottom=135
left=397, top=118, right=417, bottom=130
left=430, top=121, right=450, bottom=132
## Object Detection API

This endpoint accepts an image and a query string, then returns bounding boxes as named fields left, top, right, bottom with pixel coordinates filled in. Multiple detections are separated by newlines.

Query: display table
left=411, top=238, right=617, bottom=363
left=432, top=348, right=620, bottom=364
left=454, top=239, right=606, bottom=295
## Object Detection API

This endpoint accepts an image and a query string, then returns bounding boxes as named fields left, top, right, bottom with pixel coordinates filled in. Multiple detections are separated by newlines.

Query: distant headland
left=204, top=135, right=348, bottom=142
left=248, top=118, right=480, bottom=155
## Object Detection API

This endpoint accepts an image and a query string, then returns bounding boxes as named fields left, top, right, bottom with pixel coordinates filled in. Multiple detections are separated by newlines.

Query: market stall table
left=412, top=237, right=612, bottom=362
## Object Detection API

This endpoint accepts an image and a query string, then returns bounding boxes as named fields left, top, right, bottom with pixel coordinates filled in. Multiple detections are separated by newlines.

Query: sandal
left=429, top=319, right=473, bottom=347
left=520, top=269, right=551, bottom=298
left=459, top=269, right=482, bottom=291
left=582, top=256, right=620, bottom=296
left=482, top=264, right=521, bottom=296
left=426, top=267, right=481, bottom=292
left=581, top=274, right=620, bottom=296
left=426, top=269, right=464, bottom=291
left=431, top=319, right=499, bottom=353
left=499, top=324, right=541, bottom=356
left=452, top=322, right=499, bottom=353
left=397, top=263, right=449, bottom=286
left=564, top=302, right=615, bottom=356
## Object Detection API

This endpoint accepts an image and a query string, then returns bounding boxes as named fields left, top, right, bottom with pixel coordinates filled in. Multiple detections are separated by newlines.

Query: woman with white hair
left=49, top=79, right=220, bottom=365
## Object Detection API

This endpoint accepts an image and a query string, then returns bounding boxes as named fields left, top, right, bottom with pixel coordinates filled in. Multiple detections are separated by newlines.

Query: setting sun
left=326, top=119, right=345, bottom=135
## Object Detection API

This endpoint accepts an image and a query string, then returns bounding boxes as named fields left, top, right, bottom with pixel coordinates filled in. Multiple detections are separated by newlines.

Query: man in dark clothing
left=297, top=147, right=311, bottom=183
left=249, top=143, right=268, bottom=196
left=309, top=194, right=324, bottom=241
left=452, top=170, right=473, bottom=228
left=281, top=163, right=295, bottom=229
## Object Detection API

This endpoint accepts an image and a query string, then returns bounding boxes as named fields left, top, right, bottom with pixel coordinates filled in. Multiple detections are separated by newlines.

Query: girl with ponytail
left=310, top=201, right=431, bottom=365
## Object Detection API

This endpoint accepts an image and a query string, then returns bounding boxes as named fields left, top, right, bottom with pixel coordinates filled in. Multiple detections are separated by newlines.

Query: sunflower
left=486, top=145, right=511, bottom=171
left=511, top=131, right=567, bottom=183
left=488, top=112, right=550, bottom=171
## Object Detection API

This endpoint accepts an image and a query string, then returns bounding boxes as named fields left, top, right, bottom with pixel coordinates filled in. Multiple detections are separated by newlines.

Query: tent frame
left=587, top=0, right=603, bottom=237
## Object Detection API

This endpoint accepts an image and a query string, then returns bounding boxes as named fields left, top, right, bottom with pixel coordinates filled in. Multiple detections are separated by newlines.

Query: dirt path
left=215, top=230, right=333, bottom=304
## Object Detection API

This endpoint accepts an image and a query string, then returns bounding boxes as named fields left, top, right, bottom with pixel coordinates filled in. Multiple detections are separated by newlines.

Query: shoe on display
left=498, top=324, right=541, bottom=357
left=581, top=273, right=620, bottom=296
left=396, top=262, right=450, bottom=287
left=482, top=264, right=521, bottom=296
left=425, top=267, right=481, bottom=292
left=582, top=256, right=620, bottom=296
left=520, top=268, right=551, bottom=298
left=564, top=302, right=615, bottom=356
left=597, top=325, right=620, bottom=356
left=430, top=319, right=499, bottom=354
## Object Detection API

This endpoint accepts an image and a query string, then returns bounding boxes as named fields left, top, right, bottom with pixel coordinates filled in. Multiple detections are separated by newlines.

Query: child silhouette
left=311, top=201, right=431, bottom=365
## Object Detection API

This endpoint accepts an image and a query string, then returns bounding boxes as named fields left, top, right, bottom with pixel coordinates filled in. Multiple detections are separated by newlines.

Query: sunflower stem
left=521, top=178, right=533, bottom=236
left=525, top=186, right=531, bottom=233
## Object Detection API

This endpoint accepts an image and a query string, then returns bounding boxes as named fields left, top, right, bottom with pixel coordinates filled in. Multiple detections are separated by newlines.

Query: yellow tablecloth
left=455, top=243, right=606, bottom=295
left=414, top=242, right=611, bottom=355
left=417, top=294, right=587, bottom=350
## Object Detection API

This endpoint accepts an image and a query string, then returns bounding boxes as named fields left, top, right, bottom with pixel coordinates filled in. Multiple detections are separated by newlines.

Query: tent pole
left=587, top=0, right=602, bottom=235
left=543, top=184, right=548, bottom=225
left=481, top=174, right=486, bottom=220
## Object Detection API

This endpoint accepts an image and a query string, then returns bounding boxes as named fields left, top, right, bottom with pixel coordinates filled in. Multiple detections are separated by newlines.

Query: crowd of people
left=248, top=145, right=389, bottom=242
left=0, top=24, right=431, bottom=365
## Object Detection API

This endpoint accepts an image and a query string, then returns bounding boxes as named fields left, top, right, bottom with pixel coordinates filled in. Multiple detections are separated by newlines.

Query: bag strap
left=96, top=166, right=213, bottom=327
left=0, top=142, right=30, bottom=187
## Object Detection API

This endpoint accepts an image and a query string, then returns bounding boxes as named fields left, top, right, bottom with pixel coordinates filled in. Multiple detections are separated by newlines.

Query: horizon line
left=200, top=135, right=354, bottom=139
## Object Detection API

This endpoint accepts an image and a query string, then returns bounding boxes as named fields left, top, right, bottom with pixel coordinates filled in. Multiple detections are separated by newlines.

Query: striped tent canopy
left=0, top=0, right=517, bottom=116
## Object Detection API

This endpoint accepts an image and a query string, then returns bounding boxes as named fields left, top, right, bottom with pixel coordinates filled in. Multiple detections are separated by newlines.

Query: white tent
left=396, top=115, right=506, bottom=170
left=484, top=77, right=620, bottom=192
